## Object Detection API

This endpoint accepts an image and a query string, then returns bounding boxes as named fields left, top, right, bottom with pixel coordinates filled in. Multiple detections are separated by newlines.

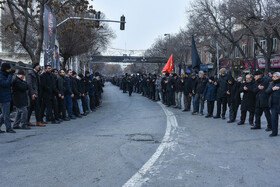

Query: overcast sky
left=92, top=0, right=190, bottom=51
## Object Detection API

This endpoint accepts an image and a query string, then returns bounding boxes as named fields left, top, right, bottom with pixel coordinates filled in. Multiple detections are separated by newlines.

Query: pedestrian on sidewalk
left=12, top=70, right=30, bottom=130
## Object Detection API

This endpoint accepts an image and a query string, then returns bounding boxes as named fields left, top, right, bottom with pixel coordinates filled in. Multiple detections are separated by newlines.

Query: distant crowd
left=0, top=62, right=104, bottom=133
left=111, top=68, right=280, bottom=137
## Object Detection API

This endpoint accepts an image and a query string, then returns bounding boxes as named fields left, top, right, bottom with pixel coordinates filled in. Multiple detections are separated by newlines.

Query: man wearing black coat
left=161, top=75, right=167, bottom=104
left=12, top=70, right=30, bottom=130
left=226, top=76, right=241, bottom=123
left=265, top=72, right=280, bottom=137
left=182, top=72, right=192, bottom=111
left=251, top=71, right=271, bottom=130
left=26, top=63, right=45, bottom=127
left=175, top=74, right=184, bottom=109
left=40, top=65, right=59, bottom=124
left=166, top=73, right=176, bottom=107
left=237, top=74, right=256, bottom=125
left=214, top=68, right=228, bottom=119
left=57, top=70, right=69, bottom=121
left=192, top=71, right=207, bottom=115
left=71, top=71, right=82, bottom=118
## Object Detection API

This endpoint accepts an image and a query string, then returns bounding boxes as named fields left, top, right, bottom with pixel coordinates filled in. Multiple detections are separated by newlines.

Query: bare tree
left=230, top=0, right=280, bottom=73
left=1, top=0, right=99, bottom=66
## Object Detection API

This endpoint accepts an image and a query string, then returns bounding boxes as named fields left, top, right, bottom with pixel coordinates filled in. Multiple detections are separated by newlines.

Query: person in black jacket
left=78, top=73, right=88, bottom=115
left=71, top=71, right=82, bottom=118
left=251, top=71, right=271, bottom=130
left=161, top=75, right=167, bottom=104
left=182, top=72, right=192, bottom=112
left=65, top=70, right=75, bottom=119
left=84, top=71, right=91, bottom=112
left=166, top=73, right=176, bottom=107
left=237, top=74, right=256, bottom=125
left=214, top=68, right=228, bottom=119
left=175, top=74, right=184, bottom=109
left=265, top=72, right=280, bottom=137
left=12, top=70, right=30, bottom=130
left=40, top=65, right=59, bottom=124
left=57, top=70, right=69, bottom=121
left=51, top=69, right=62, bottom=122
left=127, top=74, right=134, bottom=96
left=192, top=71, right=207, bottom=115
left=226, top=76, right=241, bottom=123
left=190, top=73, right=197, bottom=111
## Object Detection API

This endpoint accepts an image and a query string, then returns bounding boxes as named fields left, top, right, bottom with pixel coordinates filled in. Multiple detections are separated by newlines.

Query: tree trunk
left=265, top=57, right=271, bottom=74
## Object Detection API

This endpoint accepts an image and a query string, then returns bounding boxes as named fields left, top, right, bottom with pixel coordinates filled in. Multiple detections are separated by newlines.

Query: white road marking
left=122, top=102, right=178, bottom=187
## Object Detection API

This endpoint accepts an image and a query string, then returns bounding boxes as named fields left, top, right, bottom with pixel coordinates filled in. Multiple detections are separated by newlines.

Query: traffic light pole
left=56, top=16, right=126, bottom=29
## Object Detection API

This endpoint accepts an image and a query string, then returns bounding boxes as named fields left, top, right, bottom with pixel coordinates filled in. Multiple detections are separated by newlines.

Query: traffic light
left=120, top=15, right=125, bottom=30
left=95, top=11, right=101, bottom=28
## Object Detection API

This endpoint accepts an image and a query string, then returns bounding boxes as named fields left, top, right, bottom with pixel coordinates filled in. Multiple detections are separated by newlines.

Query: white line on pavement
left=122, top=102, right=178, bottom=187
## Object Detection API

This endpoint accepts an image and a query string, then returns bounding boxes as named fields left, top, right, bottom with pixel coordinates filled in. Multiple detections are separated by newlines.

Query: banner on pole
left=44, top=5, right=57, bottom=67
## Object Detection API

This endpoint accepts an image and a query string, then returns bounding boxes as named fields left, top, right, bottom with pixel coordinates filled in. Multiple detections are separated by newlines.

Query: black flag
left=191, top=36, right=201, bottom=72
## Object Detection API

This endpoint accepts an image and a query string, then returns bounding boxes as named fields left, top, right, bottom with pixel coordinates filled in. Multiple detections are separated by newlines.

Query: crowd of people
left=0, top=62, right=104, bottom=133
left=111, top=68, right=280, bottom=137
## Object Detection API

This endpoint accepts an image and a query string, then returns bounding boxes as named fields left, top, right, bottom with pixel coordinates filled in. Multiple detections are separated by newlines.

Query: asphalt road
left=1, top=83, right=280, bottom=187
left=0, top=83, right=166, bottom=187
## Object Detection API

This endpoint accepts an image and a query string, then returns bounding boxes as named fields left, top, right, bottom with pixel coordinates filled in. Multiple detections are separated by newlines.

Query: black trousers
left=255, top=107, right=272, bottom=128
left=72, top=97, right=80, bottom=116
left=89, top=95, right=95, bottom=111
left=167, top=91, right=172, bottom=106
left=207, top=101, right=215, bottom=115
left=229, top=102, right=239, bottom=121
left=216, top=97, right=227, bottom=117
left=28, top=97, right=42, bottom=122
left=41, top=98, right=55, bottom=121
left=240, top=110, right=254, bottom=124
left=58, top=97, right=66, bottom=119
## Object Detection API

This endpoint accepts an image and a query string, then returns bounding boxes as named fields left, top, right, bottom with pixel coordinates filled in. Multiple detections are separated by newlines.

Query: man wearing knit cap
left=0, top=63, right=15, bottom=133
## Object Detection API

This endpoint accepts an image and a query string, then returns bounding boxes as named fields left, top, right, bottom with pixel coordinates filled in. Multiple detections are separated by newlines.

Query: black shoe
left=182, top=109, right=190, bottom=112
left=192, top=112, right=198, bottom=115
left=222, top=116, right=226, bottom=120
left=76, top=115, right=82, bottom=118
left=227, top=120, right=235, bottom=123
left=237, top=121, right=244, bottom=125
left=251, top=126, right=261, bottom=130
left=199, top=113, right=204, bottom=116
left=269, top=134, right=277, bottom=137
left=13, top=126, right=22, bottom=129
left=70, top=116, right=76, bottom=120
left=265, top=128, right=272, bottom=132
left=51, top=120, right=60, bottom=124
left=57, top=118, right=63, bottom=123
left=63, top=117, right=71, bottom=121
left=6, top=129, right=16, bottom=133
left=213, top=116, right=220, bottom=119
left=249, top=123, right=254, bottom=126
left=22, top=125, right=31, bottom=130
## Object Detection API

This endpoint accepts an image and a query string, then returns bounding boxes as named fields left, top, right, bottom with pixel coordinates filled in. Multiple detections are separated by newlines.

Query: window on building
left=273, top=38, right=277, bottom=51
left=242, top=43, right=247, bottom=56
left=260, top=40, right=266, bottom=53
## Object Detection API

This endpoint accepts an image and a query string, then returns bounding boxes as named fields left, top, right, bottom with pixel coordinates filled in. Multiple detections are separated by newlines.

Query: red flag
left=162, top=54, right=174, bottom=73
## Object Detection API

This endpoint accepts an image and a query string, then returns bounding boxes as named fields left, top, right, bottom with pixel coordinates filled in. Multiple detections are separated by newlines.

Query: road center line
left=122, top=102, right=178, bottom=187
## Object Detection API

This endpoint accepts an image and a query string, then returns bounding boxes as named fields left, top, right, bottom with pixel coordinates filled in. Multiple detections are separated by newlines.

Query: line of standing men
left=0, top=62, right=103, bottom=133
left=113, top=68, right=280, bottom=137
